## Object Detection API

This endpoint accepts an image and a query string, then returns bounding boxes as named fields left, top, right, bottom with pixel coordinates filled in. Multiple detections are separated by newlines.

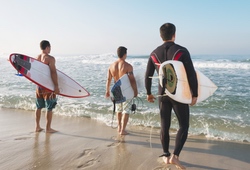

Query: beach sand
left=0, top=108, right=249, bottom=170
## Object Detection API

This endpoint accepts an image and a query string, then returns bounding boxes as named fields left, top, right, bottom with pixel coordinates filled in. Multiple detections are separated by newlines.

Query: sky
left=0, top=0, right=250, bottom=56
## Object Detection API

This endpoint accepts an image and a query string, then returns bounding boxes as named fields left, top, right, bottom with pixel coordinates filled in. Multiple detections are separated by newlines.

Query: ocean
left=0, top=53, right=249, bottom=143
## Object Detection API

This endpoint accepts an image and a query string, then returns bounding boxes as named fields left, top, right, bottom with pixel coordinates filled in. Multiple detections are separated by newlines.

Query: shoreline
left=0, top=108, right=249, bottom=170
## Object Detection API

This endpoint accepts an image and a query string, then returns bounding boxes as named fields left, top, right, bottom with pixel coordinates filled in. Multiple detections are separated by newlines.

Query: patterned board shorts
left=116, top=101, right=132, bottom=114
left=36, top=87, right=57, bottom=111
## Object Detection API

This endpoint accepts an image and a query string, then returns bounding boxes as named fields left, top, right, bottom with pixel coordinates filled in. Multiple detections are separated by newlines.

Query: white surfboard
left=111, top=74, right=134, bottom=103
left=9, top=53, right=90, bottom=98
left=159, top=60, right=217, bottom=104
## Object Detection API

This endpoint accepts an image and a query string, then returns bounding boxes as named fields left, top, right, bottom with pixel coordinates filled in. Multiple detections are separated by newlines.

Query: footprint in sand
left=107, top=141, right=122, bottom=147
left=77, top=149, right=93, bottom=159
left=14, top=137, right=32, bottom=140
left=153, top=166, right=171, bottom=170
left=107, top=135, right=124, bottom=147
left=14, top=132, right=35, bottom=141
left=75, top=149, right=100, bottom=169
left=77, top=158, right=98, bottom=169
left=107, top=142, right=116, bottom=147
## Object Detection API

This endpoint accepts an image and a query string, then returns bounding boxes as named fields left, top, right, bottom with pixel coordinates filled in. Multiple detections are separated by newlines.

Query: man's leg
left=46, top=110, right=57, bottom=133
left=170, top=102, right=189, bottom=169
left=120, top=113, right=129, bottom=135
left=35, top=109, right=43, bottom=132
left=159, top=97, right=173, bottom=164
left=117, top=112, right=122, bottom=133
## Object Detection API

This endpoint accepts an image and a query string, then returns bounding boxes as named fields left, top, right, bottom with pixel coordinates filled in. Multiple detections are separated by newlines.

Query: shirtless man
left=35, top=40, right=60, bottom=133
left=105, top=46, right=138, bottom=135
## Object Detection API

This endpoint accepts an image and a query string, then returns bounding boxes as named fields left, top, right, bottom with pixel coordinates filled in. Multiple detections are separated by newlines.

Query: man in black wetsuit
left=145, top=23, right=198, bottom=169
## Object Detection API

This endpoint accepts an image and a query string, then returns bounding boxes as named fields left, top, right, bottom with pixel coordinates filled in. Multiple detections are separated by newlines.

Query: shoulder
left=171, top=44, right=188, bottom=52
left=169, top=44, right=190, bottom=56
left=166, top=43, right=191, bottom=61
left=151, top=44, right=165, bottom=55
left=37, top=54, right=41, bottom=60
left=48, top=55, right=55, bottom=61
left=125, top=61, right=133, bottom=68
left=109, top=60, right=118, bottom=68
left=48, top=54, right=55, bottom=59
left=46, top=55, right=55, bottom=66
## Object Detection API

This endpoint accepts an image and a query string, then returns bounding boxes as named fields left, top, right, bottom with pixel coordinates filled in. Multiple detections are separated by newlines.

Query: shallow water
left=1, top=54, right=249, bottom=142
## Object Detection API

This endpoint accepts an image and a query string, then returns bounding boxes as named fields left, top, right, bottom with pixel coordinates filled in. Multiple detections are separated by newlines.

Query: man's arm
left=48, top=56, right=59, bottom=94
left=145, top=55, right=155, bottom=95
left=180, top=50, right=198, bottom=105
left=105, top=68, right=112, bottom=98
left=127, top=65, right=138, bottom=97
left=145, top=55, right=156, bottom=102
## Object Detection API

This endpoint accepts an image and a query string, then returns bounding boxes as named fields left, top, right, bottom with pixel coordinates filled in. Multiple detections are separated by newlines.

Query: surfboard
left=159, top=60, right=217, bottom=104
left=111, top=74, right=135, bottom=103
left=9, top=53, right=90, bottom=98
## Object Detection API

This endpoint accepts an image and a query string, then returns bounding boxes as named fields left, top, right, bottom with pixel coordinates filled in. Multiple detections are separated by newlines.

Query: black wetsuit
left=145, top=42, right=198, bottom=156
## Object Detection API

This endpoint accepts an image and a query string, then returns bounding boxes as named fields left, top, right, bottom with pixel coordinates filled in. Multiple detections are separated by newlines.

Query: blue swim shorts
left=36, top=87, right=57, bottom=111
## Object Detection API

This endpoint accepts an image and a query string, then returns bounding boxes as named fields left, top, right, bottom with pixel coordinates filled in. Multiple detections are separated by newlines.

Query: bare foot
left=35, top=127, right=44, bottom=132
left=46, top=128, right=58, bottom=133
left=170, top=155, right=186, bottom=170
left=120, top=130, right=129, bottom=135
left=162, top=156, right=170, bottom=164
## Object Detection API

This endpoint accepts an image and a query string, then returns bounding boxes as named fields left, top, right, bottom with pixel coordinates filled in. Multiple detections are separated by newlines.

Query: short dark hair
left=117, top=46, right=127, bottom=58
left=160, top=23, right=176, bottom=41
left=40, top=40, right=50, bottom=50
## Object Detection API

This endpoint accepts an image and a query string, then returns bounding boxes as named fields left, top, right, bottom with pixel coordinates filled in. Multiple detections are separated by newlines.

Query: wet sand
left=0, top=108, right=249, bottom=170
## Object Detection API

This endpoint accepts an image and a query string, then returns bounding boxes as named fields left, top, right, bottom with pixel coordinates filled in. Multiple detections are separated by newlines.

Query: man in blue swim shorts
left=36, top=87, right=57, bottom=112
left=35, top=40, right=60, bottom=133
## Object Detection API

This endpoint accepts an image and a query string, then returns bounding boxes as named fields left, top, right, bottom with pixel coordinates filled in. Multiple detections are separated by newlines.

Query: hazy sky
left=1, top=0, right=249, bottom=56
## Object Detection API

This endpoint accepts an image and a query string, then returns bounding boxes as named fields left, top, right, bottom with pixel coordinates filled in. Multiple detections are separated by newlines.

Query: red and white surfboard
left=9, top=53, right=90, bottom=98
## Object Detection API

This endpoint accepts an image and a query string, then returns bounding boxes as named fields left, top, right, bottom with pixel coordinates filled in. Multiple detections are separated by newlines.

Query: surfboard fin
left=15, top=73, right=23, bottom=76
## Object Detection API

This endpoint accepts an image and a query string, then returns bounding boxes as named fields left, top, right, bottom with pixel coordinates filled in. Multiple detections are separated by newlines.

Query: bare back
left=37, top=54, right=53, bottom=65
left=109, top=59, right=133, bottom=82
left=106, top=58, right=138, bottom=98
